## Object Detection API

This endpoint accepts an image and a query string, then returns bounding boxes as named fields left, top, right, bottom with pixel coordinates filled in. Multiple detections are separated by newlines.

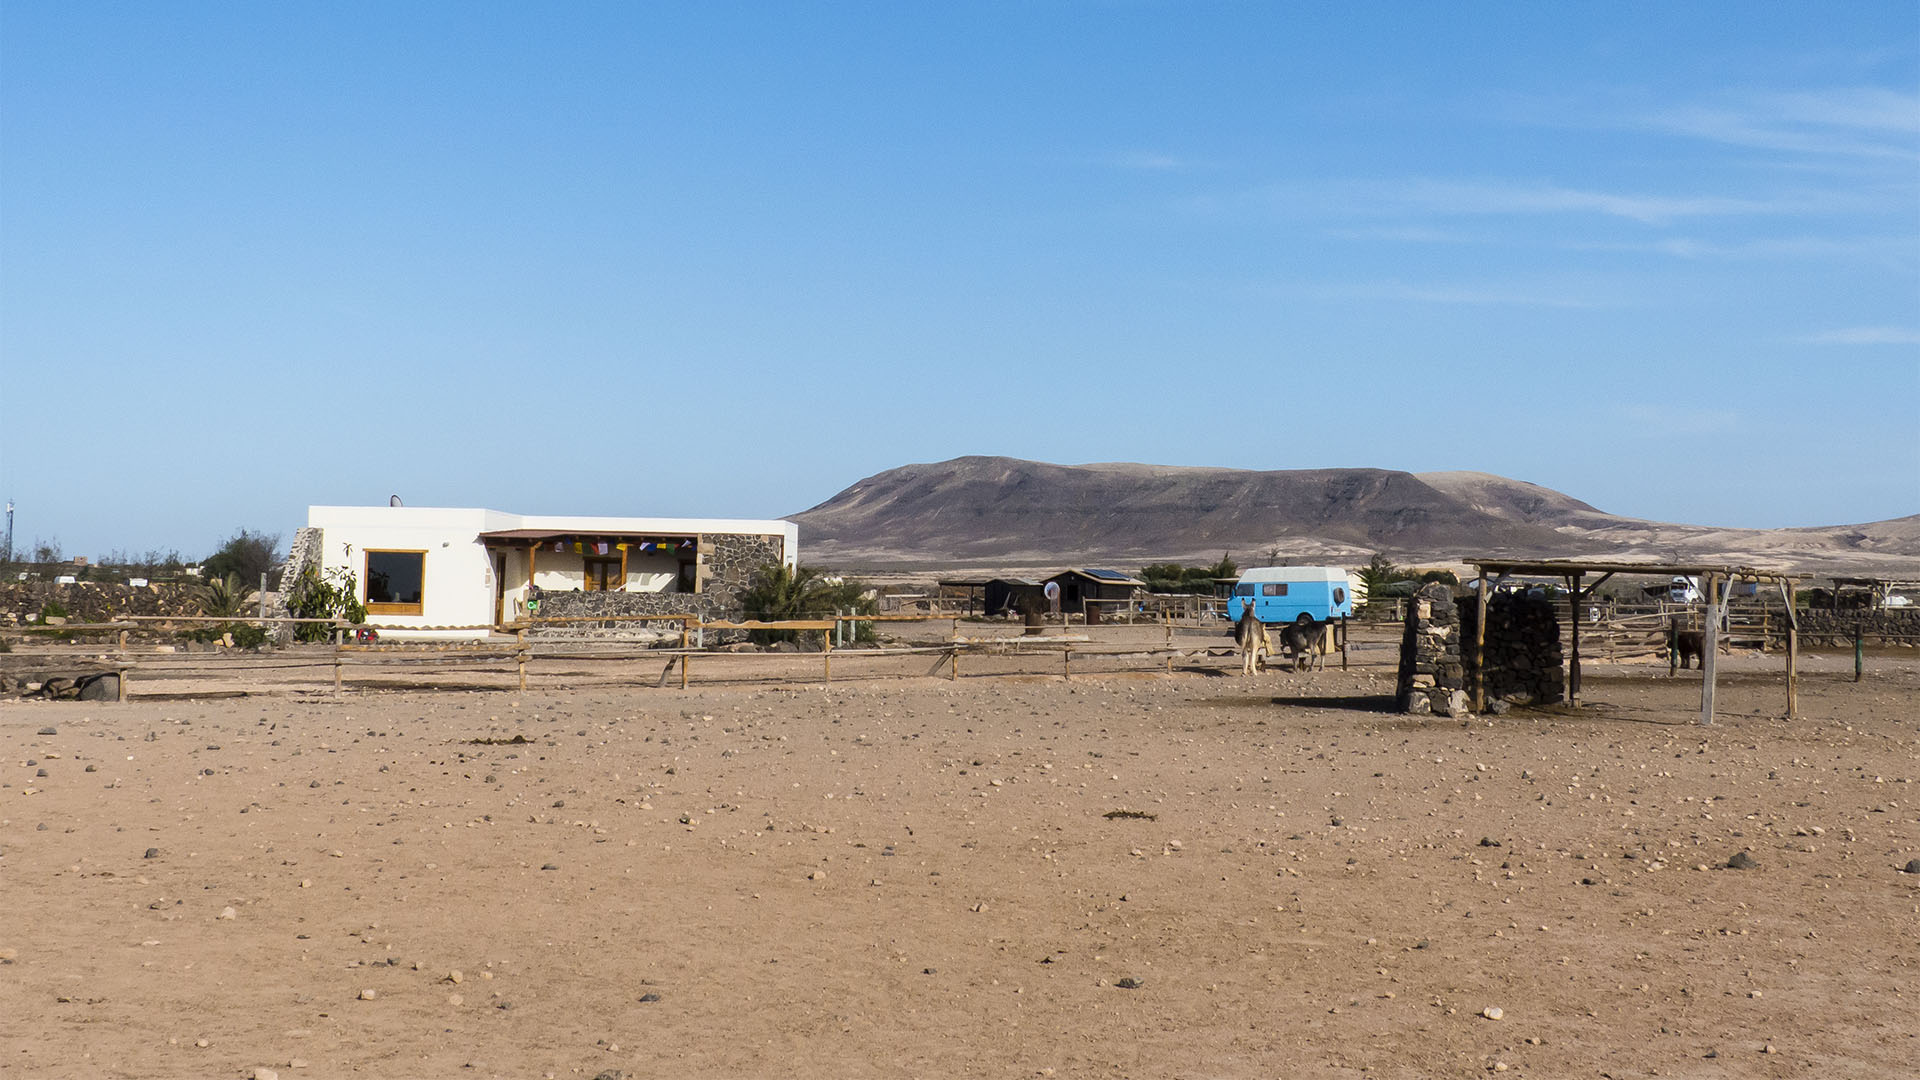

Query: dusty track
left=3, top=647, right=1916, bottom=1078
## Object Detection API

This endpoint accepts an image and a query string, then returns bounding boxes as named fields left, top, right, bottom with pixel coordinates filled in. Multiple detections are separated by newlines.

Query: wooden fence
left=2, top=610, right=1365, bottom=699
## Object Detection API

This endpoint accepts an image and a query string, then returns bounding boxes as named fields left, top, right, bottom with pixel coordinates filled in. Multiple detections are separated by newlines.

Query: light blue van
left=1227, top=566, right=1354, bottom=626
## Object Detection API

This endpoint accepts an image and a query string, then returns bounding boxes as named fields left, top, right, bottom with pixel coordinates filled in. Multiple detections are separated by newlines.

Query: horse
left=1278, top=619, right=1328, bottom=672
left=1234, top=603, right=1271, bottom=675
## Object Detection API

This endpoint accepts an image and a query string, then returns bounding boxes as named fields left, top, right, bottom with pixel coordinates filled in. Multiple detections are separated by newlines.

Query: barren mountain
left=790, top=456, right=1920, bottom=575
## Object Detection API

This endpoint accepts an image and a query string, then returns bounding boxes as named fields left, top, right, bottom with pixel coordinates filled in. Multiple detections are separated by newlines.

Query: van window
left=1234, top=584, right=1254, bottom=596
left=1262, top=583, right=1288, bottom=597
left=1333, top=587, right=1345, bottom=605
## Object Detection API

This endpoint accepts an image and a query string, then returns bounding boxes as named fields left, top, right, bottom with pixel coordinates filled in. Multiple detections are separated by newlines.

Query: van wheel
left=1295, top=613, right=1316, bottom=628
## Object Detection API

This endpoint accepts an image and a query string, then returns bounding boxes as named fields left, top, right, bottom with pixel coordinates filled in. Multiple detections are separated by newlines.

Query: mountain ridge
left=788, top=456, right=1920, bottom=574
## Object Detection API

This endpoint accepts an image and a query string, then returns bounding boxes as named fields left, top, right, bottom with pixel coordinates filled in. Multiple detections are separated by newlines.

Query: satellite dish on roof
left=390, top=495, right=404, bottom=507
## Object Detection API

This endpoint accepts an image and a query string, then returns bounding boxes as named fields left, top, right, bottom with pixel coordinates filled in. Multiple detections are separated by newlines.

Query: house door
left=494, top=555, right=507, bottom=626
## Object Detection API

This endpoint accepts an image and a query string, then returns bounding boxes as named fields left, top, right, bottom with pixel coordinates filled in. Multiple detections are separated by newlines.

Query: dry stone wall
left=0, top=582, right=202, bottom=627
left=1461, top=591, right=1566, bottom=707
left=1398, top=584, right=1567, bottom=715
left=1787, top=608, right=1920, bottom=647
left=1397, top=583, right=1468, bottom=716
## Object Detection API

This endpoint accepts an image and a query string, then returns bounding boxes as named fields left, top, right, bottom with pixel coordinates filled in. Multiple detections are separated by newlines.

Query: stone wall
left=0, top=581, right=204, bottom=628
left=1398, top=583, right=1567, bottom=716
left=281, top=527, right=323, bottom=589
left=1461, top=591, right=1565, bottom=707
left=1397, top=584, right=1466, bottom=711
left=1785, top=608, right=1920, bottom=647
left=1396, top=583, right=1467, bottom=716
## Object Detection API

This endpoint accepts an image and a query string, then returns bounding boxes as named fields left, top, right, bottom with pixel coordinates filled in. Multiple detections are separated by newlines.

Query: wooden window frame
left=364, top=549, right=427, bottom=616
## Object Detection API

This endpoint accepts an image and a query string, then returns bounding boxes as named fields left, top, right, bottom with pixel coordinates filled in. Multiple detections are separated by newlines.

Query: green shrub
left=283, top=565, right=367, bottom=642
left=739, top=563, right=878, bottom=644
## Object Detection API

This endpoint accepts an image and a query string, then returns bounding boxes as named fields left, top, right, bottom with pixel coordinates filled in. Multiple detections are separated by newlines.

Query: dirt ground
left=2, top=636, right=1917, bottom=1079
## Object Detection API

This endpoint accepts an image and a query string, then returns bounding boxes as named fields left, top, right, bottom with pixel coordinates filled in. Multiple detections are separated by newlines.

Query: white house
left=298, top=506, right=798, bottom=639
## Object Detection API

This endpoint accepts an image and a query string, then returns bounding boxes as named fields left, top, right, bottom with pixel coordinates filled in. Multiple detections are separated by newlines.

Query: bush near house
left=202, top=529, right=283, bottom=590
left=739, top=563, right=878, bottom=644
left=283, top=565, right=368, bottom=643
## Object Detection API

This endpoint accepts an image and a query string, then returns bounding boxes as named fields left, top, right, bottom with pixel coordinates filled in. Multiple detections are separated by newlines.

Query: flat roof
left=1467, top=558, right=1800, bottom=583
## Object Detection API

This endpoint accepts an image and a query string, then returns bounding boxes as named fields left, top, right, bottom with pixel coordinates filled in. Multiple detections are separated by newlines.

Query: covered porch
left=479, top=528, right=703, bottom=626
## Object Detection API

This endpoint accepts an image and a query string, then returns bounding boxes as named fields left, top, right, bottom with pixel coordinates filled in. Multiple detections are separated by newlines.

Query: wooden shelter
left=1826, top=576, right=1920, bottom=610
left=1045, top=569, right=1144, bottom=624
left=981, top=578, right=1047, bottom=617
left=1467, top=559, right=1803, bottom=726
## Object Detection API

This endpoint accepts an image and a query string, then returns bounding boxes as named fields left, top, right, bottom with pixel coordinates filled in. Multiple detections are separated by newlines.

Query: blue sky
left=3, top=2, right=1916, bottom=560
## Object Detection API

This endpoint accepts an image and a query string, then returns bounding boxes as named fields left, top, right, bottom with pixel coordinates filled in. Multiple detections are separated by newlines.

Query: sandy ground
left=2, top=637, right=1917, bottom=1080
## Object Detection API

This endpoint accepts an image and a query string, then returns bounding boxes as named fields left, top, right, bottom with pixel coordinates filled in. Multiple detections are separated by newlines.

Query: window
left=1262, top=583, right=1289, bottom=597
left=1234, top=584, right=1254, bottom=597
left=365, top=550, right=425, bottom=615
left=1333, top=587, right=1346, bottom=605
left=584, top=556, right=623, bottom=592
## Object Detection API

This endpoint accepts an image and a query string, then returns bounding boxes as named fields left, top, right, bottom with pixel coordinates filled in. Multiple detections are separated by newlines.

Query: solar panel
left=1084, top=569, right=1130, bottom=581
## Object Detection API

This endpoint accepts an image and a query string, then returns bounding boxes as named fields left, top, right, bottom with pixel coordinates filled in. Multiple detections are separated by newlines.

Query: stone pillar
left=1397, top=582, right=1468, bottom=716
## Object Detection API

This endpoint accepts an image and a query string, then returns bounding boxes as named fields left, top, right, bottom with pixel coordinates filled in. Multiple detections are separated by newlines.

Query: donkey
left=1235, top=602, right=1271, bottom=675
left=1279, top=620, right=1328, bottom=672
left=1671, top=624, right=1706, bottom=670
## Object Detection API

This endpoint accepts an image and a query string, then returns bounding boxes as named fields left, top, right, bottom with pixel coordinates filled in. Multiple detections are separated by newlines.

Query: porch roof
left=479, top=528, right=697, bottom=543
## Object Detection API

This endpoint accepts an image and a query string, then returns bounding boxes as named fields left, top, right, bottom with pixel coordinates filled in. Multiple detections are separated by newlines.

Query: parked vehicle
left=1226, top=566, right=1355, bottom=627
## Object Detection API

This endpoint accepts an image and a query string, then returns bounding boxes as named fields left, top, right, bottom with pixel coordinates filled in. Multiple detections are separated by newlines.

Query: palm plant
left=196, top=573, right=257, bottom=618
left=739, top=563, right=876, bottom=643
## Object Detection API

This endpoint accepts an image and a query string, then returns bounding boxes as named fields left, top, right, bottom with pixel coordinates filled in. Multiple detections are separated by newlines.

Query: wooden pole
left=1473, top=569, right=1489, bottom=712
left=1778, top=581, right=1798, bottom=718
left=1063, top=644, right=1071, bottom=680
left=1165, top=611, right=1173, bottom=674
left=681, top=620, right=690, bottom=690
left=1339, top=614, right=1348, bottom=670
left=333, top=644, right=343, bottom=698
left=618, top=544, right=628, bottom=590
left=950, top=621, right=959, bottom=681
left=1566, top=573, right=1582, bottom=704
left=823, top=627, right=832, bottom=684
left=1854, top=626, right=1864, bottom=683
left=516, top=628, right=528, bottom=692
left=1700, top=573, right=1723, bottom=726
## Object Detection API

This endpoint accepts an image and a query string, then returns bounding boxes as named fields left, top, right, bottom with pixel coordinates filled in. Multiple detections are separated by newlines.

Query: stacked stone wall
left=1461, top=591, right=1565, bottom=706
left=0, top=581, right=204, bottom=628
left=1398, top=584, right=1567, bottom=715
left=1786, top=608, right=1920, bottom=647
left=1396, top=583, right=1467, bottom=716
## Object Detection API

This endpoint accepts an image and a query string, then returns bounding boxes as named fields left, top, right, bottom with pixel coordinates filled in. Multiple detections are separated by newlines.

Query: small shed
left=982, top=578, right=1047, bottom=617
left=1046, top=569, right=1144, bottom=624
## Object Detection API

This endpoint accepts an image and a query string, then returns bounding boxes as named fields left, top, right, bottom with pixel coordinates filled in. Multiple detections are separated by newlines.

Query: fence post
left=517, top=628, right=528, bottom=692
left=1854, top=627, right=1864, bottom=683
left=682, top=620, right=691, bottom=690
